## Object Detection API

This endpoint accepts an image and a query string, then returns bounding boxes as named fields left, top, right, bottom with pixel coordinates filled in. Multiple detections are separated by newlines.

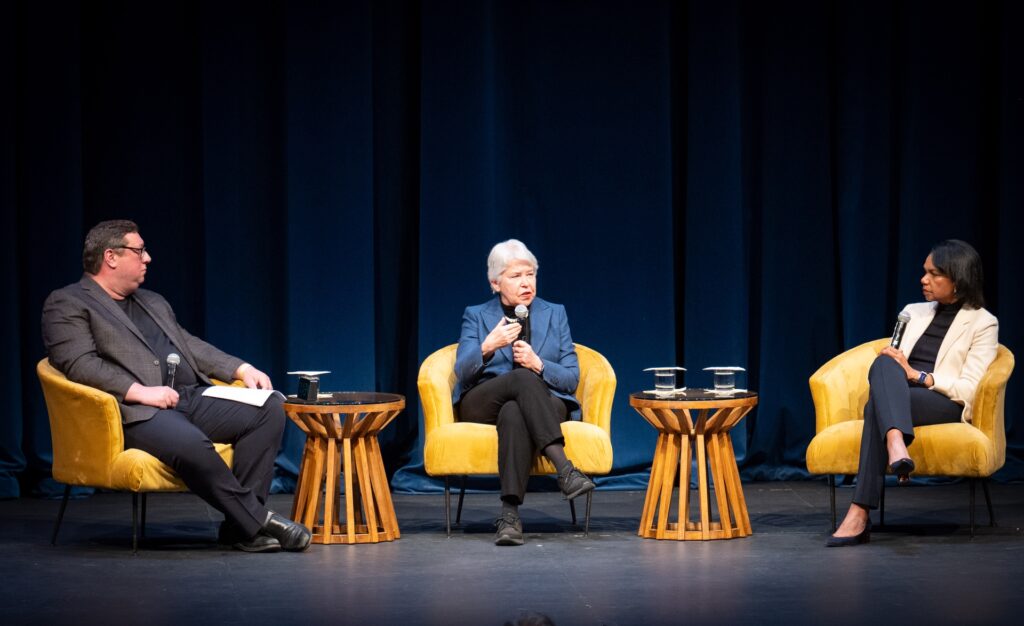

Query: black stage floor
left=2, top=480, right=1023, bottom=625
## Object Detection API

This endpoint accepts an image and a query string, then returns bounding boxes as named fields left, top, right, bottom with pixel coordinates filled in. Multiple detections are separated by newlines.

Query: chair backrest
left=37, top=358, right=124, bottom=488
left=417, top=342, right=616, bottom=435
left=809, top=340, right=1014, bottom=444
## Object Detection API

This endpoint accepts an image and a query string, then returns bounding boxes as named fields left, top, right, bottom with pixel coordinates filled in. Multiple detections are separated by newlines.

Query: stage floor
left=2, top=480, right=1023, bottom=625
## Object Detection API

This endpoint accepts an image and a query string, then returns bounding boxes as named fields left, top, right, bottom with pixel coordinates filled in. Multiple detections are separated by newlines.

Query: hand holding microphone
left=890, top=312, right=911, bottom=349
left=882, top=312, right=917, bottom=380
left=166, top=352, right=180, bottom=389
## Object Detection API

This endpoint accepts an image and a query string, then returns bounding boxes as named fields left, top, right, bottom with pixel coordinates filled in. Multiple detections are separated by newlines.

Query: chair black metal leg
left=141, top=493, right=147, bottom=539
left=132, top=493, right=139, bottom=555
left=969, top=479, right=976, bottom=538
left=828, top=475, right=836, bottom=532
left=569, top=498, right=577, bottom=525
left=444, top=477, right=451, bottom=537
left=583, top=490, right=592, bottom=537
left=51, top=485, right=72, bottom=546
left=982, top=479, right=996, bottom=527
left=455, top=476, right=466, bottom=525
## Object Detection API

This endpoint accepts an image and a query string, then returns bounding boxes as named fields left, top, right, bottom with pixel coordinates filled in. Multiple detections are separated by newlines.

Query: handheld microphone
left=514, top=304, right=530, bottom=343
left=890, top=312, right=911, bottom=349
left=166, top=353, right=181, bottom=388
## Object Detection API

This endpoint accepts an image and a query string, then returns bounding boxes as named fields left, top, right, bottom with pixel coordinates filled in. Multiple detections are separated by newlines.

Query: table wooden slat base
left=631, top=392, right=758, bottom=541
left=284, top=394, right=404, bottom=545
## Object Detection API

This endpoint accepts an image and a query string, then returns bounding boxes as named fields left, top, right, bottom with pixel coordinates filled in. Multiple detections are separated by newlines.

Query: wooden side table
left=283, top=392, right=405, bottom=545
left=630, top=391, right=758, bottom=540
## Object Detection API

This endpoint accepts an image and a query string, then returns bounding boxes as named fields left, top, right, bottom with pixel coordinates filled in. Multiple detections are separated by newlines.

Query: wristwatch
left=918, top=371, right=929, bottom=385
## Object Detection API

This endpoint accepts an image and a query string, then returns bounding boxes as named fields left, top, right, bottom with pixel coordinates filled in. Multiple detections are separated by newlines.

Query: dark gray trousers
left=852, top=355, right=962, bottom=509
left=458, top=368, right=569, bottom=504
left=123, top=390, right=286, bottom=537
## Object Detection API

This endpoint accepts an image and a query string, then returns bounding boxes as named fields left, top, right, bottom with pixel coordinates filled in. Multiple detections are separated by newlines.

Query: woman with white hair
left=453, top=239, right=594, bottom=546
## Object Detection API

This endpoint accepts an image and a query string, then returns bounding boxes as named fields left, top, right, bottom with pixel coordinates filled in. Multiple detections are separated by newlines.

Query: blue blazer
left=453, top=296, right=580, bottom=416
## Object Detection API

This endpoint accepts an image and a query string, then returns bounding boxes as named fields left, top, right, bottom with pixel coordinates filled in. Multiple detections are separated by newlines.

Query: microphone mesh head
left=514, top=304, right=529, bottom=320
left=898, top=312, right=911, bottom=323
left=167, top=353, right=181, bottom=365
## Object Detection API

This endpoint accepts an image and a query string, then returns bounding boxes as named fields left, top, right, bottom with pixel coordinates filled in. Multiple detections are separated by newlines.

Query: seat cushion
left=424, top=420, right=613, bottom=476
left=807, top=420, right=999, bottom=477
left=108, top=444, right=234, bottom=492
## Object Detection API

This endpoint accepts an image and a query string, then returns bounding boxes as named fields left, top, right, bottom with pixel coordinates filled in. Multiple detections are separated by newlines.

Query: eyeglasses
left=113, top=245, right=148, bottom=258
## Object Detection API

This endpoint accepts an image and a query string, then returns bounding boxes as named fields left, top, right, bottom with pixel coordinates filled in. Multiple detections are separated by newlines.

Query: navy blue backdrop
left=2, top=0, right=1021, bottom=499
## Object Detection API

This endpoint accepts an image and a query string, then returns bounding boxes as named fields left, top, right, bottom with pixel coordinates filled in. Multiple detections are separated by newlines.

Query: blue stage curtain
left=2, top=0, right=1021, bottom=499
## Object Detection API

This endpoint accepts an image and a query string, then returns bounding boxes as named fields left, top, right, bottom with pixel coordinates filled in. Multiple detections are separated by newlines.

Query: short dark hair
left=83, top=220, right=139, bottom=274
left=930, top=239, right=985, bottom=309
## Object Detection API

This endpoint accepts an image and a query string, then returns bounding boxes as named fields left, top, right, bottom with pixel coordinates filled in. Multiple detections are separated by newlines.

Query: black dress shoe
left=233, top=532, right=281, bottom=553
left=262, top=511, right=313, bottom=552
left=888, top=458, right=915, bottom=486
left=825, top=521, right=871, bottom=547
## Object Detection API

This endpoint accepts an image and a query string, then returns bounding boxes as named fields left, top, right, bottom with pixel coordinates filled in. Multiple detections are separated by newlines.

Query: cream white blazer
left=898, top=302, right=999, bottom=423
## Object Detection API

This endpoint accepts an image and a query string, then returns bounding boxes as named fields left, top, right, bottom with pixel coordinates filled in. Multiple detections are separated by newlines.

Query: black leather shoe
left=825, top=521, right=871, bottom=547
left=888, top=458, right=915, bottom=486
left=494, top=513, right=524, bottom=546
left=557, top=464, right=595, bottom=501
left=262, top=511, right=312, bottom=552
left=233, top=532, right=281, bottom=553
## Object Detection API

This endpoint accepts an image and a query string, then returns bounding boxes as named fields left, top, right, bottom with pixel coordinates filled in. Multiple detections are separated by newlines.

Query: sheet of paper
left=201, top=385, right=285, bottom=407
left=287, top=370, right=331, bottom=376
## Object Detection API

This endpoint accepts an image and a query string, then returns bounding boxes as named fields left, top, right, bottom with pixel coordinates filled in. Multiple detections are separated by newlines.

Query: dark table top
left=284, top=391, right=405, bottom=406
left=630, top=389, right=758, bottom=402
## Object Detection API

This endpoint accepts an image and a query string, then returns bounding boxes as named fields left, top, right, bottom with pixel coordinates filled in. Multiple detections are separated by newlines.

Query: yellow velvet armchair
left=418, top=343, right=615, bottom=536
left=38, top=358, right=236, bottom=552
left=806, top=339, right=1014, bottom=534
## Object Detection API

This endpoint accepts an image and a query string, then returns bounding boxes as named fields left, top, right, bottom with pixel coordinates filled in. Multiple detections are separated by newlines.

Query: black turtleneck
left=907, top=300, right=964, bottom=377
left=501, top=303, right=532, bottom=347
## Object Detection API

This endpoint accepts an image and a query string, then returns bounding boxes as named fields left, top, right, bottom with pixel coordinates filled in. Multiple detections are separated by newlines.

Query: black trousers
left=123, top=389, right=286, bottom=537
left=458, top=368, right=569, bottom=504
left=851, top=355, right=963, bottom=509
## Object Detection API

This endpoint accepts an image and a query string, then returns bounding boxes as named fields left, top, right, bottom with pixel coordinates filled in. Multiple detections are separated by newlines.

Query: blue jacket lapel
left=530, top=299, right=552, bottom=355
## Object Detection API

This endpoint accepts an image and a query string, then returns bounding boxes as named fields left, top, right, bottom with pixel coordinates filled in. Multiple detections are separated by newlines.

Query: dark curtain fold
left=3, top=0, right=1022, bottom=499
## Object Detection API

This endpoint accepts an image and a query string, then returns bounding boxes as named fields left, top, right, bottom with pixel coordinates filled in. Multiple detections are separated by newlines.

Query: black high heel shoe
left=825, top=521, right=871, bottom=547
left=888, top=458, right=915, bottom=485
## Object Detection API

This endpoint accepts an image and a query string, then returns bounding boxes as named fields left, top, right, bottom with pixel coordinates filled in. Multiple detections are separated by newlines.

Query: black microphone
left=514, top=304, right=530, bottom=343
left=166, top=353, right=180, bottom=388
left=890, top=312, right=911, bottom=349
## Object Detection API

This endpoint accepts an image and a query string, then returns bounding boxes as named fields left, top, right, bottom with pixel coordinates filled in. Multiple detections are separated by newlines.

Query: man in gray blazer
left=42, top=220, right=311, bottom=553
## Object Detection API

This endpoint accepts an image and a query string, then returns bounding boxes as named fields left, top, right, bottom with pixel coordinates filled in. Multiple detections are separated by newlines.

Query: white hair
left=487, top=239, right=539, bottom=285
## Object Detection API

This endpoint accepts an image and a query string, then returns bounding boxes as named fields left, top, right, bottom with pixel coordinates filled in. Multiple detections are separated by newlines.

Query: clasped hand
left=880, top=346, right=918, bottom=381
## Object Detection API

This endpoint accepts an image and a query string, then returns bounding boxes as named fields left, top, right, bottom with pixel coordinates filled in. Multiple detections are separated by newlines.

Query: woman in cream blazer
left=827, top=240, right=999, bottom=547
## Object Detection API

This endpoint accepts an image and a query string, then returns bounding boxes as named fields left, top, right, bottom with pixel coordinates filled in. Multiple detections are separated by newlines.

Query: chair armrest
left=574, top=343, right=616, bottom=433
left=970, top=345, right=1014, bottom=447
left=809, top=339, right=887, bottom=432
left=418, top=346, right=458, bottom=434
left=37, top=359, right=124, bottom=487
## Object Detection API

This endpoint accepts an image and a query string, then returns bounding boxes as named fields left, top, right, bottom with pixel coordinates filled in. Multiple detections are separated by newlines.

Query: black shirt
left=907, top=300, right=964, bottom=376
left=502, top=303, right=532, bottom=369
left=116, top=295, right=199, bottom=390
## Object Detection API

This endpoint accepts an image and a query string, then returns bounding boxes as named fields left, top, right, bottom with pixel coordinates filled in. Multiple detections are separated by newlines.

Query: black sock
left=543, top=442, right=571, bottom=475
left=502, top=499, right=519, bottom=517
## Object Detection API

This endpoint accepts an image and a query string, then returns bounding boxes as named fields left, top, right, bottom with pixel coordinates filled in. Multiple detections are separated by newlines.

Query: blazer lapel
left=899, top=303, right=936, bottom=357
left=79, top=276, right=150, bottom=348
left=935, top=307, right=977, bottom=369
left=133, top=292, right=205, bottom=378
left=529, top=299, right=552, bottom=355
